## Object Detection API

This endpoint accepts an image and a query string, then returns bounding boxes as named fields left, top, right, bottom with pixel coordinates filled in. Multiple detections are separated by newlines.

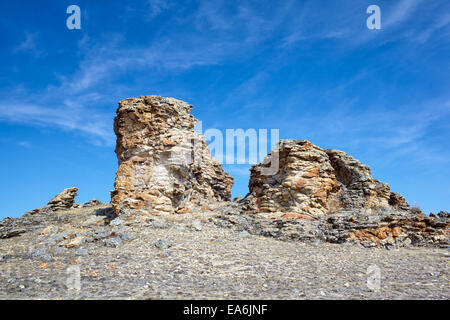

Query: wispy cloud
left=280, top=0, right=449, bottom=48
left=283, top=97, right=450, bottom=167
left=0, top=1, right=298, bottom=146
left=0, top=100, right=114, bottom=145
left=383, top=0, right=423, bottom=27
left=415, top=13, right=450, bottom=43
left=1, top=0, right=448, bottom=152
left=14, top=32, right=43, bottom=57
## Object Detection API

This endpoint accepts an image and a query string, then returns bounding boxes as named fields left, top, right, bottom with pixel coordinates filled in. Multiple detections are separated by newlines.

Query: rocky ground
left=0, top=204, right=448, bottom=300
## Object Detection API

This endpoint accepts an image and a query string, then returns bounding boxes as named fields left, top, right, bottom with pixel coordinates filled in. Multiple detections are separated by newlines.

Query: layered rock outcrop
left=222, top=139, right=449, bottom=247
left=215, top=208, right=449, bottom=248
left=111, top=96, right=233, bottom=217
left=46, top=187, right=79, bottom=211
left=82, top=199, right=104, bottom=208
left=244, top=140, right=408, bottom=216
left=106, top=94, right=447, bottom=248
left=1, top=187, right=81, bottom=239
left=25, top=187, right=79, bottom=215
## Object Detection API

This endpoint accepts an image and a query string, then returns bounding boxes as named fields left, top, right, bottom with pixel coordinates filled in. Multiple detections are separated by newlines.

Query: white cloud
left=0, top=101, right=114, bottom=145
left=1, top=0, right=448, bottom=151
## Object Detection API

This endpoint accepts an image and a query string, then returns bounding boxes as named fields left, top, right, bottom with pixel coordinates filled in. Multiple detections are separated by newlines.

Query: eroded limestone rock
left=25, top=187, right=79, bottom=216
left=111, top=96, right=233, bottom=217
left=47, top=187, right=78, bottom=211
left=244, top=140, right=409, bottom=216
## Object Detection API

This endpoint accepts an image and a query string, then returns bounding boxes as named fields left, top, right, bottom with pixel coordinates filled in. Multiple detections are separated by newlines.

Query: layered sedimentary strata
left=106, top=94, right=447, bottom=247
left=111, top=96, right=233, bottom=217
left=244, top=139, right=409, bottom=216
left=215, top=208, right=450, bottom=247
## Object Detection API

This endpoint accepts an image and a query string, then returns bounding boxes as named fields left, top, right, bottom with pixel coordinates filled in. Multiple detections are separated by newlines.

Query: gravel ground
left=0, top=208, right=448, bottom=300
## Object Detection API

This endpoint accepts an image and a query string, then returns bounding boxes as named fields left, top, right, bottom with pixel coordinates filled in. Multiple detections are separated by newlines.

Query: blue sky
left=0, top=0, right=449, bottom=218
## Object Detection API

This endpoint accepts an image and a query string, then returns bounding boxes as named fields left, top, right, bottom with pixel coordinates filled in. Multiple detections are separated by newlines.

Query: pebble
left=155, top=239, right=171, bottom=249
left=76, top=248, right=89, bottom=256
left=190, top=220, right=203, bottom=231
left=152, top=220, right=168, bottom=229
left=159, top=250, right=171, bottom=258
left=104, top=237, right=122, bottom=248
left=237, top=231, right=250, bottom=238
left=89, top=229, right=110, bottom=240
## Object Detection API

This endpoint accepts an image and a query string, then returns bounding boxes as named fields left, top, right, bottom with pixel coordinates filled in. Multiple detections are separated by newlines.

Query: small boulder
left=155, top=239, right=171, bottom=249
left=83, top=199, right=104, bottom=207
left=63, top=236, right=85, bottom=248
left=104, top=237, right=122, bottom=248
left=0, top=228, right=26, bottom=239
left=190, top=220, right=203, bottom=231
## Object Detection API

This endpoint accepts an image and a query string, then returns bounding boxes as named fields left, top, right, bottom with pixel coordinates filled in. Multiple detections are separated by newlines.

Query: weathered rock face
left=213, top=139, right=450, bottom=248
left=24, top=187, right=79, bottom=216
left=111, top=96, right=233, bottom=217
left=244, top=140, right=408, bottom=216
left=215, top=208, right=450, bottom=248
left=46, top=187, right=78, bottom=211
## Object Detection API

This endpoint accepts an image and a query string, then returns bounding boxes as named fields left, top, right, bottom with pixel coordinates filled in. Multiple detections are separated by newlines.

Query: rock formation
left=243, top=140, right=409, bottom=216
left=25, top=187, right=79, bottom=215
left=212, top=139, right=449, bottom=248
left=107, top=95, right=448, bottom=248
left=111, top=96, right=233, bottom=217
left=83, top=199, right=104, bottom=208
left=215, top=207, right=449, bottom=248
left=1, top=95, right=448, bottom=253
left=46, top=187, right=79, bottom=211
left=0, top=187, right=84, bottom=239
